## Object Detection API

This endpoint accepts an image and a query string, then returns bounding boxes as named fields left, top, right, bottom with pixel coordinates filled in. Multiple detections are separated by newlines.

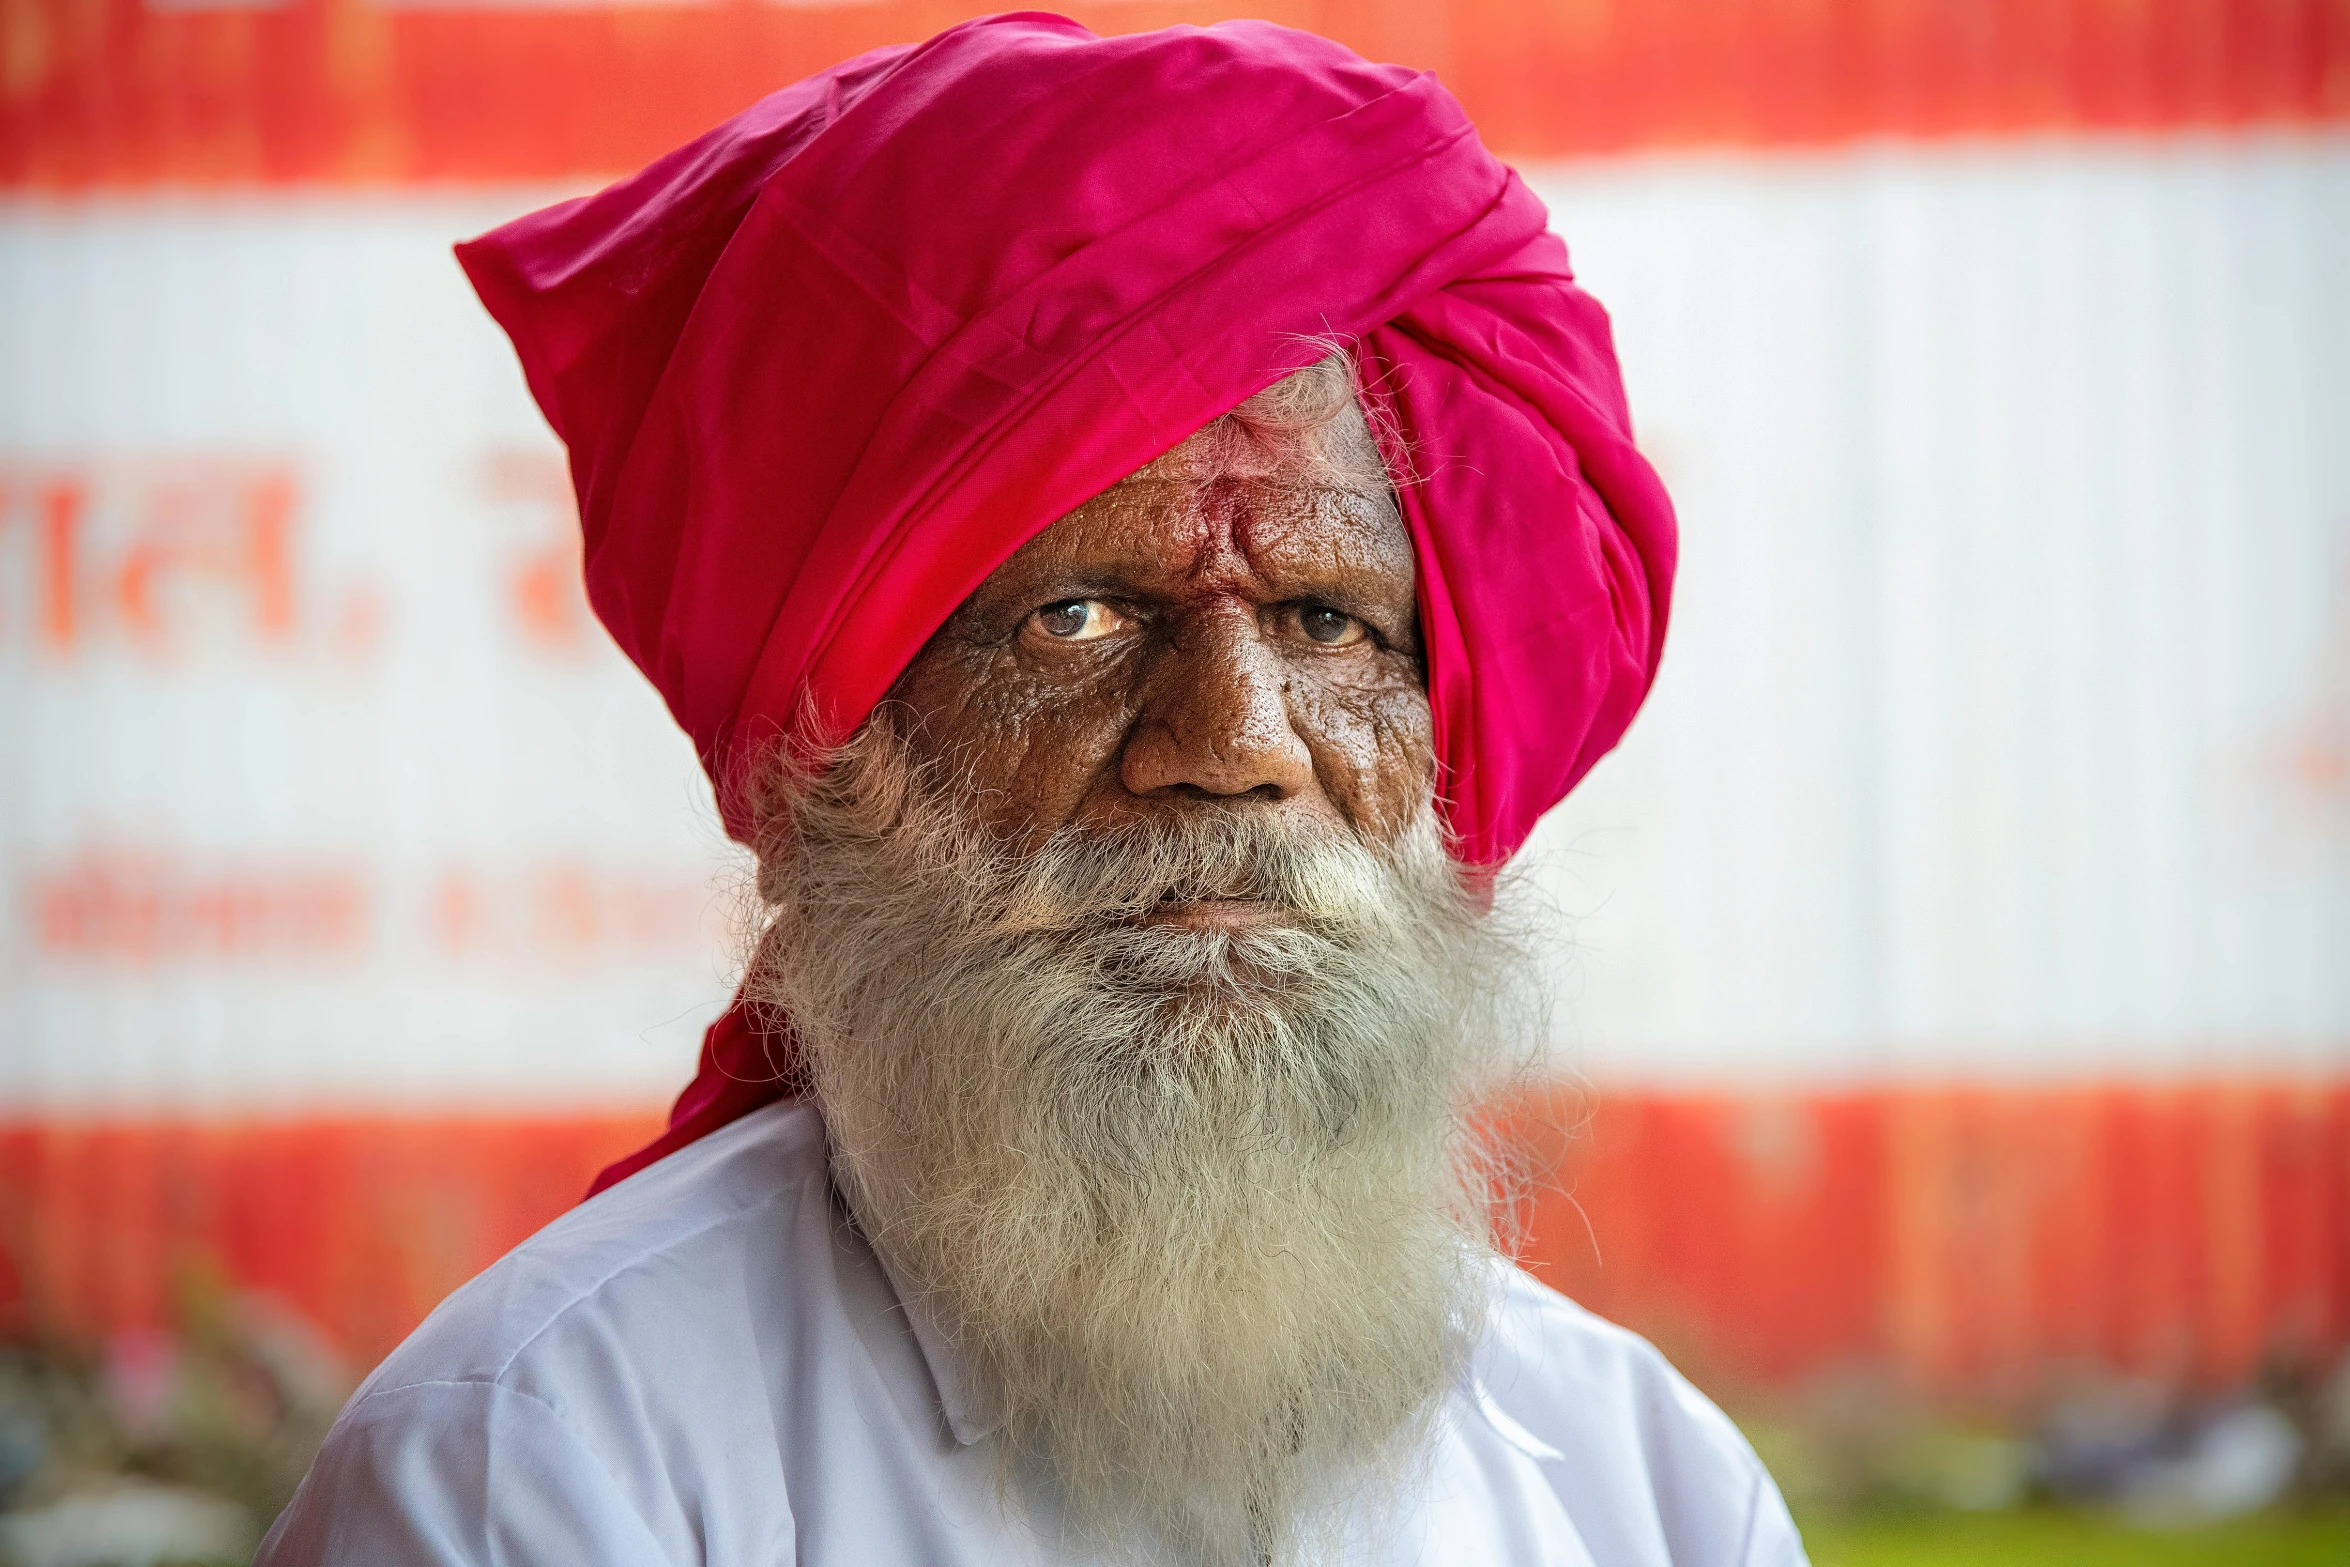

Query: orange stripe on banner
left=1, top=0, right=2345, bottom=190
left=1500, top=1081, right=2350, bottom=1399
left=5, top=1082, right=2345, bottom=1395
left=0, top=1112, right=664, bottom=1367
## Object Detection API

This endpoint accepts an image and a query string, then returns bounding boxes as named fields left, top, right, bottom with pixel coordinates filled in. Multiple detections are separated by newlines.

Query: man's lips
left=1137, top=896, right=1290, bottom=931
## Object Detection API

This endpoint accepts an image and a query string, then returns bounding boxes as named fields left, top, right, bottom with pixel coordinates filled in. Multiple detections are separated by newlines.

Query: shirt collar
left=853, top=1189, right=1005, bottom=1446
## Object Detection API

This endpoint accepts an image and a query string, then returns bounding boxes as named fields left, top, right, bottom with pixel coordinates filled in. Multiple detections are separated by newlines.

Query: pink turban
left=457, top=13, right=1675, bottom=1194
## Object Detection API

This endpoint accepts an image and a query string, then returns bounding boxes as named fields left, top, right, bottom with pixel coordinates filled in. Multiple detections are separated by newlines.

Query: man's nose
left=1120, top=608, right=1315, bottom=801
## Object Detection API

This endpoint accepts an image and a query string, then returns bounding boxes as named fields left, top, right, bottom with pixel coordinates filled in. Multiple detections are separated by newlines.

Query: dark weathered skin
left=886, top=413, right=1434, bottom=928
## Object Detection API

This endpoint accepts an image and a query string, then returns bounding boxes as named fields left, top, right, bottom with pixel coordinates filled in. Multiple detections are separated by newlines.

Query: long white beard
left=745, top=727, right=1535, bottom=1564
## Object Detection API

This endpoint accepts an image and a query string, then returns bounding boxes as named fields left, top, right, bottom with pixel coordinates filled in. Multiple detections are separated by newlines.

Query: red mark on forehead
left=1146, top=475, right=1337, bottom=595
left=1177, top=481, right=1258, bottom=583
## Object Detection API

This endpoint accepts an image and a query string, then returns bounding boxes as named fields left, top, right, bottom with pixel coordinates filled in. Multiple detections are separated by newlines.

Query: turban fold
left=456, top=13, right=1676, bottom=1195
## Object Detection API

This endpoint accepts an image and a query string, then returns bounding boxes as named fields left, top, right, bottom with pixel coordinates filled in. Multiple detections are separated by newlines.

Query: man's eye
left=1293, top=605, right=1366, bottom=647
left=1028, top=599, right=1124, bottom=642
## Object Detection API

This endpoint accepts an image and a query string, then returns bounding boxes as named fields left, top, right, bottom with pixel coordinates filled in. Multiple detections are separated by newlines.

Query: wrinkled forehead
left=1000, top=389, right=1416, bottom=592
left=1116, top=368, right=1396, bottom=499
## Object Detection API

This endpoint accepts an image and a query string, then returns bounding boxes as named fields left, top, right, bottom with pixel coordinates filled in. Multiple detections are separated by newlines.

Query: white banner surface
left=4, top=136, right=2345, bottom=1107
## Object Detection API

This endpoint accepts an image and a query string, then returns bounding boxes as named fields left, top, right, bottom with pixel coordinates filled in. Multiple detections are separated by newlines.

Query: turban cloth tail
left=454, top=14, right=1676, bottom=1198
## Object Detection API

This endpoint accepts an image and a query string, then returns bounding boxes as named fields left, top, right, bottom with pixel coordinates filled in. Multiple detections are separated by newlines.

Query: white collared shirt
left=259, top=1101, right=1808, bottom=1565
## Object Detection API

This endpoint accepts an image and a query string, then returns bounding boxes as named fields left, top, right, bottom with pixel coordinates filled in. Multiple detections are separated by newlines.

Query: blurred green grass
left=1794, top=1507, right=2350, bottom=1567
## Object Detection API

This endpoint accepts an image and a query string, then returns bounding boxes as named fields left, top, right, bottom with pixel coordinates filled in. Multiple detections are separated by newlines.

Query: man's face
left=753, top=370, right=1517, bottom=1561
left=886, top=398, right=1434, bottom=879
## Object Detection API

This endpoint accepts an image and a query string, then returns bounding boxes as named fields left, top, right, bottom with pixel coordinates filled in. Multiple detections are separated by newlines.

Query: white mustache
left=975, top=812, right=1432, bottom=946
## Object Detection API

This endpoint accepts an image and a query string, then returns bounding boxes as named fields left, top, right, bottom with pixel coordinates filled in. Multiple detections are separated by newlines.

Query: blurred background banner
left=3, top=0, right=2347, bottom=1495
left=5, top=0, right=2347, bottom=181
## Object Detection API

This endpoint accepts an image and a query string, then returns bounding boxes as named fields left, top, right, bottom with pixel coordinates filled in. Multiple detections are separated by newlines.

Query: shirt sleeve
left=256, top=1380, right=681, bottom=1567
left=1738, top=1468, right=1811, bottom=1567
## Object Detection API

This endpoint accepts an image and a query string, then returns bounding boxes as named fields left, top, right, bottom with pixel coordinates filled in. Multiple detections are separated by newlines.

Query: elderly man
left=262, top=16, right=1804, bottom=1567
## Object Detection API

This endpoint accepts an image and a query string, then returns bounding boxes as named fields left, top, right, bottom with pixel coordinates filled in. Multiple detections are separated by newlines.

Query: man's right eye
left=1027, top=599, right=1126, bottom=642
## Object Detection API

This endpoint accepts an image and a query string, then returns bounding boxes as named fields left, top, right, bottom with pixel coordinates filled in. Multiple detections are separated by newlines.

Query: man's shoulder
left=260, top=1106, right=834, bottom=1565
left=1474, top=1263, right=1806, bottom=1565
left=356, top=1100, right=833, bottom=1398
left=1480, top=1263, right=1746, bottom=1439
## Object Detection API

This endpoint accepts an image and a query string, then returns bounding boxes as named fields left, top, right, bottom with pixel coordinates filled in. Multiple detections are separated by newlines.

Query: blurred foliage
left=1795, top=1504, right=2350, bottom=1567
left=0, top=1265, right=348, bottom=1567
left=1740, top=1369, right=2030, bottom=1516
left=1744, top=1348, right=2350, bottom=1566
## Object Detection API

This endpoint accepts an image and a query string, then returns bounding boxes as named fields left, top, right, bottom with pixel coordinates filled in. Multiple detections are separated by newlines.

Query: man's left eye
left=1292, top=605, right=1367, bottom=647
